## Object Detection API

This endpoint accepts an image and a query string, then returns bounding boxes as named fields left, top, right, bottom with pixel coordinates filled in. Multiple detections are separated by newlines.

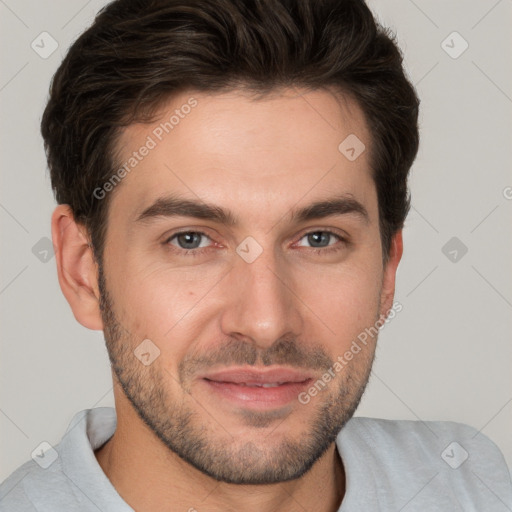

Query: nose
left=219, top=242, right=304, bottom=350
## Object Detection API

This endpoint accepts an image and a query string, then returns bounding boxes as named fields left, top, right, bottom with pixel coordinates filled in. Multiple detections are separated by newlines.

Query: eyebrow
left=134, top=193, right=370, bottom=226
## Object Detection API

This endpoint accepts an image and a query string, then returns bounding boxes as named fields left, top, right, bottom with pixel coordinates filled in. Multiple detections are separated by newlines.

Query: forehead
left=108, top=87, right=376, bottom=226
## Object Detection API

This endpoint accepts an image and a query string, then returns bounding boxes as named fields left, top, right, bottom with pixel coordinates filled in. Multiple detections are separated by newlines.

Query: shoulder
left=0, top=454, right=72, bottom=511
left=1, top=407, right=126, bottom=512
left=0, top=459, right=40, bottom=511
left=343, top=416, right=508, bottom=465
left=338, top=417, right=512, bottom=509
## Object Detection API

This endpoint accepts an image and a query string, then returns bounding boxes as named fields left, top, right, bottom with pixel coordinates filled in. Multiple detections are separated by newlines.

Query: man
left=1, top=0, right=511, bottom=510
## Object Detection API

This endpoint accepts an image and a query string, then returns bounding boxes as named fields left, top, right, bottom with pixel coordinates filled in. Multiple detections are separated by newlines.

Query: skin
left=52, top=87, right=403, bottom=512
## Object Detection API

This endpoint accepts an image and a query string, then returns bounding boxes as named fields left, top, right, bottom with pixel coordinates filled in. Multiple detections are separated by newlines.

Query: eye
left=163, top=229, right=348, bottom=258
left=295, top=230, right=347, bottom=254
left=165, top=231, right=214, bottom=256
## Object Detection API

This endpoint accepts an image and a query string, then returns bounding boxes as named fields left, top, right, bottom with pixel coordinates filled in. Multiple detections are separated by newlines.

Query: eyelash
left=163, top=229, right=348, bottom=257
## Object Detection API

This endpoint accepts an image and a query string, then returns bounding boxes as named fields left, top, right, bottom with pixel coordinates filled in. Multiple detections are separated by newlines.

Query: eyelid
left=164, top=226, right=348, bottom=244
left=291, top=228, right=348, bottom=252
left=164, top=229, right=218, bottom=249
left=293, top=226, right=349, bottom=243
left=163, top=227, right=218, bottom=243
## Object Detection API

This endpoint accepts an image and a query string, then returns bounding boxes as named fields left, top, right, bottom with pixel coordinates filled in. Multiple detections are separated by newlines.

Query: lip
left=198, top=366, right=313, bottom=410
left=200, top=366, right=313, bottom=385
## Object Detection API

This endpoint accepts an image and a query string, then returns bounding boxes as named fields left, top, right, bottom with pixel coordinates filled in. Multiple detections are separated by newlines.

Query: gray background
left=1, top=0, right=511, bottom=483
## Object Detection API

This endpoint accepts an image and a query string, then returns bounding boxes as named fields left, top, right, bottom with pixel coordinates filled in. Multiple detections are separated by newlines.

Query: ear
left=51, top=205, right=104, bottom=330
left=379, top=230, right=403, bottom=319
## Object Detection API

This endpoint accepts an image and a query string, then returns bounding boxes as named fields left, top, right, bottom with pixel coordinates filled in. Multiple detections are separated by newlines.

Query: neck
left=94, top=400, right=345, bottom=512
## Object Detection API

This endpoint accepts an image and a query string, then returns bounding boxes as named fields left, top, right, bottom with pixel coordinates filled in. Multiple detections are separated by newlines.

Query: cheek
left=110, top=259, right=224, bottom=349
left=299, top=262, right=382, bottom=342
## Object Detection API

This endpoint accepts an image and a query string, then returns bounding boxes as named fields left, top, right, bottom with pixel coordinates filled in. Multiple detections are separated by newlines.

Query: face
left=95, top=87, right=397, bottom=484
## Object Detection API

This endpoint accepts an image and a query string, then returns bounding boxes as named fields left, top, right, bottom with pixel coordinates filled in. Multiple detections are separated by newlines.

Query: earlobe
left=380, top=230, right=404, bottom=319
left=51, top=205, right=104, bottom=330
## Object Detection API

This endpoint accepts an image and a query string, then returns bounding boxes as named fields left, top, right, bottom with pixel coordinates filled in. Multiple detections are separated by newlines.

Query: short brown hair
left=41, top=0, right=419, bottom=264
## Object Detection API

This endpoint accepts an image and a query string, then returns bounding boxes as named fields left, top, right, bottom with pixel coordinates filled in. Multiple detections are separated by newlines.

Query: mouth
left=199, top=367, right=314, bottom=409
left=209, top=381, right=292, bottom=388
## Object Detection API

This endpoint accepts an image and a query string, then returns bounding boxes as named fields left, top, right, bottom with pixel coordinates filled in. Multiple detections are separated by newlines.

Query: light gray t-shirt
left=1, top=407, right=511, bottom=511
